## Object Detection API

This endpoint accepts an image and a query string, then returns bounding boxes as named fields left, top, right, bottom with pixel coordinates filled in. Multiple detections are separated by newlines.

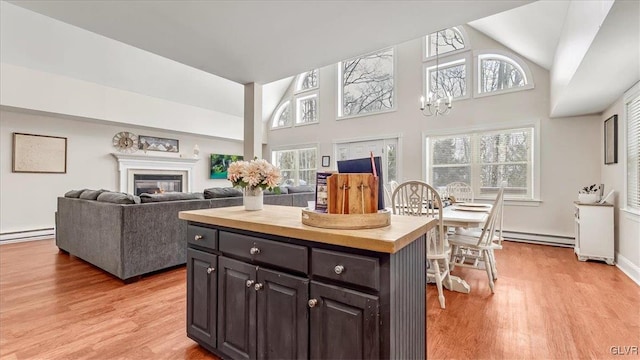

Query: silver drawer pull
left=254, top=283, right=263, bottom=291
left=207, top=267, right=215, bottom=274
left=194, top=234, right=203, bottom=241
left=246, top=280, right=255, bottom=288
left=250, top=247, right=261, bottom=255
left=308, top=299, right=318, bottom=308
left=334, top=265, right=345, bottom=275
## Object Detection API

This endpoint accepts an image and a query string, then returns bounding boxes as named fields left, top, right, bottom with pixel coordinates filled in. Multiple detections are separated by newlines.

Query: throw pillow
left=97, top=191, right=141, bottom=204
left=139, top=192, right=205, bottom=203
left=203, top=187, right=243, bottom=199
left=64, top=189, right=87, bottom=198
left=79, top=189, right=108, bottom=200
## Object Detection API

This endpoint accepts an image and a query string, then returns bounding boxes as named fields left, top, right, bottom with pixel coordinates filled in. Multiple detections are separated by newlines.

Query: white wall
left=267, top=25, right=602, bottom=239
left=601, top=96, right=640, bottom=280
left=0, top=109, right=241, bottom=235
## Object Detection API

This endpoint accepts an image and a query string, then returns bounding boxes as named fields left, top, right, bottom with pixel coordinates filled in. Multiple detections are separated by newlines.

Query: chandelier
left=420, top=30, right=452, bottom=116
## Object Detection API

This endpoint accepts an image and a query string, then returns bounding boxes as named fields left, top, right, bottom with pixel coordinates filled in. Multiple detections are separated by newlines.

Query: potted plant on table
left=578, top=184, right=601, bottom=204
left=227, top=158, right=281, bottom=210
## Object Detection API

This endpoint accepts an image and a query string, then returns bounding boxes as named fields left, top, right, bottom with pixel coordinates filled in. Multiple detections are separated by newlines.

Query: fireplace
left=133, top=174, right=183, bottom=196
left=112, top=154, right=199, bottom=194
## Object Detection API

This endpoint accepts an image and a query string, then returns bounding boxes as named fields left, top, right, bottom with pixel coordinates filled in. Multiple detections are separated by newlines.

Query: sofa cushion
left=79, top=189, right=108, bottom=200
left=286, top=185, right=315, bottom=193
left=140, top=192, right=204, bottom=203
left=97, top=191, right=141, bottom=204
left=264, top=186, right=289, bottom=195
left=64, top=189, right=87, bottom=198
left=204, top=187, right=243, bottom=199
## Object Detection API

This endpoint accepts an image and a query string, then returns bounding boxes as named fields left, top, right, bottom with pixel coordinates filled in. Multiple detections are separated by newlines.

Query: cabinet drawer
left=219, top=231, right=308, bottom=274
left=187, top=225, right=217, bottom=250
left=311, top=249, right=380, bottom=291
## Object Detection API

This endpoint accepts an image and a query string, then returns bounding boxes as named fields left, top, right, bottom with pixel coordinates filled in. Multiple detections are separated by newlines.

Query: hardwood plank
left=2, top=239, right=638, bottom=359
left=427, top=241, right=640, bottom=359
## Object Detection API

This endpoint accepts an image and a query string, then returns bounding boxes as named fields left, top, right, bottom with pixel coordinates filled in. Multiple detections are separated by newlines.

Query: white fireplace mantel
left=111, top=153, right=199, bottom=193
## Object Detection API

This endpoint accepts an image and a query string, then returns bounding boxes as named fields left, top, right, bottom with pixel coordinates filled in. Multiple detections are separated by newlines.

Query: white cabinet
left=574, top=202, right=614, bottom=265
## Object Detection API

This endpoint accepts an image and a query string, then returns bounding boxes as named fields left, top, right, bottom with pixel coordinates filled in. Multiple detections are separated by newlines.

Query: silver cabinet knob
left=194, top=234, right=203, bottom=241
left=246, top=280, right=255, bottom=288
left=334, top=265, right=345, bottom=275
left=207, top=267, right=215, bottom=274
left=308, top=299, right=318, bottom=308
left=254, top=283, right=263, bottom=291
left=250, top=247, right=261, bottom=255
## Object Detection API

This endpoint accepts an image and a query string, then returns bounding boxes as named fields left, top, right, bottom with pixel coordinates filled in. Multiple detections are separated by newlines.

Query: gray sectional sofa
left=56, top=187, right=315, bottom=282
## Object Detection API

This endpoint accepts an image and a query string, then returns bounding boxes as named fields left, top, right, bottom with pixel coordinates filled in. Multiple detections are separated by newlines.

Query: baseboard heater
left=502, top=230, right=574, bottom=248
left=0, top=228, right=55, bottom=243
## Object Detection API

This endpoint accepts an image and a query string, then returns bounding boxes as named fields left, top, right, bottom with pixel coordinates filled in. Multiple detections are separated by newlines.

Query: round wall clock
left=112, top=131, right=138, bottom=153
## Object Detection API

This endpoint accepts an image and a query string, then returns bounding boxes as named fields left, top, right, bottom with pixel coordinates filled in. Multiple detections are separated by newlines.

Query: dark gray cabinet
left=186, top=248, right=217, bottom=348
left=186, top=223, right=426, bottom=359
left=309, top=281, right=379, bottom=360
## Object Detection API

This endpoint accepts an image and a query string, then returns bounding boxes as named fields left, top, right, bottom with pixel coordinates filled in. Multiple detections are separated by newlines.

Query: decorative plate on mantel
left=112, top=131, right=138, bottom=153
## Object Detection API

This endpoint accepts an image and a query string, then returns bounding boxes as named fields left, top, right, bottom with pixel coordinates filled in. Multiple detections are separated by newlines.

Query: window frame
left=337, top=47, right=396, bottom=120
left=423, top=52, right=472, bottom=102
left=474, top=50, right=534, bottom=98
left=423, top=26, right=469, bottom=61
left=294, top=69, right=319, bottom=93
left=271, top=144, right=319, bottom=186
left=424, top=120, right=541, bottom=202
left=271, top=100, right=292, bottom=129
left=623, top=81, right=640, bottom=215
left=295, top=91, right=319, bottom=126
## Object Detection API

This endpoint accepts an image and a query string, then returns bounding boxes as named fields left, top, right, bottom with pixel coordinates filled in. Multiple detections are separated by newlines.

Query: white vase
left=243, top=187, right=264, bottom=210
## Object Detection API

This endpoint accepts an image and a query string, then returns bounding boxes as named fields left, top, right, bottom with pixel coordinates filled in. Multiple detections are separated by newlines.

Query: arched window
left=425, top=27, right=467, bottom=59
left=271, top=100, right=292, bottom=128
left=477, top=52, right=533, bottom=95
left=295, top=69, right=318, bottom=92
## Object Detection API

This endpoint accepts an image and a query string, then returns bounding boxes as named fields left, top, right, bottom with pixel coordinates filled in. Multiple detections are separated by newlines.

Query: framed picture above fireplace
left=138, top=135, right=179, bottom=153
left=211, top=154, right=243, bottom=179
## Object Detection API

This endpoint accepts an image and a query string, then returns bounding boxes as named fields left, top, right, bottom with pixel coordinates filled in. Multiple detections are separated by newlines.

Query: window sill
left=621, top=208, right=640, bottom=222
left=337, top=107, right=396, bottom=121
left=473, top=198, right=542, bottom=207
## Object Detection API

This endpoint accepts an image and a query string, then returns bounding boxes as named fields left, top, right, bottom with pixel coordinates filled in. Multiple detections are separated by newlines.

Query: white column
left=244, top=82, right=263, bottom=160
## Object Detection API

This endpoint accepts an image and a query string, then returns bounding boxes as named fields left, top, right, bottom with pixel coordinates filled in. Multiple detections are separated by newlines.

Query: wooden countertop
left=179, top=205, right=436, bottom=254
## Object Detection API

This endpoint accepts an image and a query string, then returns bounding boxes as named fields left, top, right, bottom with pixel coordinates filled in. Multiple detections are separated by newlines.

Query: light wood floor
left=427, top=241, right=640, bottom=359
left=1, top=239, right=638, bottom=359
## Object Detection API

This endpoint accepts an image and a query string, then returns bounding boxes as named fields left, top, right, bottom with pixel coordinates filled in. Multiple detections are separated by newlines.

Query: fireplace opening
left=133, top=174, right=183, bottom=196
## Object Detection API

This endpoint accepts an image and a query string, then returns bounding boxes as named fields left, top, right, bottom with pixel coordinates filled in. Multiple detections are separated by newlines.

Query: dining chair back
left=392, top=181, right=450, bottom=308
left=446, top=182, right=474, bottom=203
left=448, top=187, right=505, bottom=293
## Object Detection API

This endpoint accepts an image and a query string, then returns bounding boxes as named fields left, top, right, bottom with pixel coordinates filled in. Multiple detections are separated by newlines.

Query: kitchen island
left=179, top=205, right=435, bottom=359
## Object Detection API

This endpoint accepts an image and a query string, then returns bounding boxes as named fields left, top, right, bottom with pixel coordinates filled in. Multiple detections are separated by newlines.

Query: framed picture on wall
left=138, top=135, right=179, bottom=153
left=604, top=114, right=617, bottom=164
left=12, top=133, right=67, bottom=173
left=210, top=154, right=243, bottom=179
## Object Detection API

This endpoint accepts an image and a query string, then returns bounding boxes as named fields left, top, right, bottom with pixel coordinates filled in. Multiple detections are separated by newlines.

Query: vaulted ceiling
left=6, top=0, right=639, bottom=119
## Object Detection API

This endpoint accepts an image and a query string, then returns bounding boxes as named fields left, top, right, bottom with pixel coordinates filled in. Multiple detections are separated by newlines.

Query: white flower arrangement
left=227, top=158, right=282, bottom=193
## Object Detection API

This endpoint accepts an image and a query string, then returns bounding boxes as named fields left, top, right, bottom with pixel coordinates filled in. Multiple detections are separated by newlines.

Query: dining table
left=428, top=202, right=492, bottom=294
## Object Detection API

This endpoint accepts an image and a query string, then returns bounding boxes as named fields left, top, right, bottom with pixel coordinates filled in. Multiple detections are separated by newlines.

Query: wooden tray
left=301, top=208, right=391, bottom=230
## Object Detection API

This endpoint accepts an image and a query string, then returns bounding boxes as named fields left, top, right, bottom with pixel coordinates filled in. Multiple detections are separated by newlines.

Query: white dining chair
left=448, top=188, right=505, bottom=293
left=392, top=181, right=451, bottom=308
left=446, top=182, right=474, bottom=203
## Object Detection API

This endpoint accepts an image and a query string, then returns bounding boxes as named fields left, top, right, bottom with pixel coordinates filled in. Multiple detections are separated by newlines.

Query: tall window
left=271, top=70, right=319, bottom=129
left=425, top=27, right=466, bottom=58
left=271, top=101, right=292, bottom=128
left=626, top=83, right=640, bottom=211
left=477, top=52, right=533, bottom=96
left=427, top=127, right=534, bottom=199
left=339, top=48, right=394, bottom=118
left=272, top=147, right=317, bottom=186
left=426, top=59, right=467, bottom=99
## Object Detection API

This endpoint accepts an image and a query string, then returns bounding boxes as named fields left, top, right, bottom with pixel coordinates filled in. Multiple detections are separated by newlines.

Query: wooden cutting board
left=327, top=174, right=377, bottom=214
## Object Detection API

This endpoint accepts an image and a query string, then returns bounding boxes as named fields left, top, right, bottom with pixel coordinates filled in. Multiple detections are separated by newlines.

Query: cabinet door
left=217, top=257, right=257, bottom=360
left=186, top=248, right=217, bottom=348
left=309, top=281, right=379, bottom=360
left=256, top=268, right=309, bottom=360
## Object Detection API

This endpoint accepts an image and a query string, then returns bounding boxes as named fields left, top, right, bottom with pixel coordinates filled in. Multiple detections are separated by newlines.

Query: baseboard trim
left=616, top=252, right=640, bottom=286
left=0, top=228, right=55, bottom=244
left=502, top=230, right=574, bottom=247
